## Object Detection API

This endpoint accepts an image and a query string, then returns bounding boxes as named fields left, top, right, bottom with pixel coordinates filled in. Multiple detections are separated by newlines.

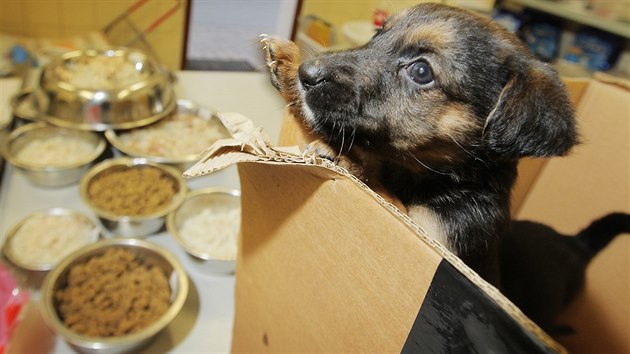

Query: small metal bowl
left=34, top=47, right=175, bottom=131
left=80, top=158, right=187, bottom=238
left=10, top=88, right=41, bottom=122
left=1, top=122, right=107, bottom=187
left=167, top=187, right=240, bottom=274
left=105, top=99, right=229, bottom=170
left=1, top=91, right=13, bottom=131
left=40, top=238, right=189, bottom=354
left=2, top=208, right=100, bottom=272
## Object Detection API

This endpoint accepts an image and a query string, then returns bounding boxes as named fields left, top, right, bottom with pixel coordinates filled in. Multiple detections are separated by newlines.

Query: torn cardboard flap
left=184, top=112, right=328, bottom=178
left=184, top=111, right=565, bottom=353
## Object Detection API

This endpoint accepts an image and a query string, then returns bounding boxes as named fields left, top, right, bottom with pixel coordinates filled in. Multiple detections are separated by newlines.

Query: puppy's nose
left=299, top=60, right=327, bottom=90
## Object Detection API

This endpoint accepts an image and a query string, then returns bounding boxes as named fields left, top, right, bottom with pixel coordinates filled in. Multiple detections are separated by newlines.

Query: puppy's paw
left=304, top=140, right=364, bottom=178
left=260, top=35, right=301, bottom=101
left=303, top=139, right=337, bottom=161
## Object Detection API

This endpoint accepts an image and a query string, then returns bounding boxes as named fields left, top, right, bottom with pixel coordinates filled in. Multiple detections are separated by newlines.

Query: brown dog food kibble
left=88, top=165, right=177, bottom=216
left=55, top=247, right=171, bottom=337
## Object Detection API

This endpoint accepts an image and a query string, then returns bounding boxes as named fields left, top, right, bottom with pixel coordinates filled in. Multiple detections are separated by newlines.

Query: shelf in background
left=506, top=0, right=630, bottom=39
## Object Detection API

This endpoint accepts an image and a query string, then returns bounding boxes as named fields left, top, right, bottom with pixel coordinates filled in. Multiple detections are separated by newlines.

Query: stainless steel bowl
left=40, top=238, right=189, bottom=354
left=105, top=99, right=229, bottom=170
left=2, top=208, right=100, bottom=272
left=1, top=122, right=107, bottom=187
left=80, top=158, right=187, bottom=238
left=10, top=88, right=41, bottom=122
left=34, top=48, right=175, bottom=131
left=166, top=187, right=240, bottom=274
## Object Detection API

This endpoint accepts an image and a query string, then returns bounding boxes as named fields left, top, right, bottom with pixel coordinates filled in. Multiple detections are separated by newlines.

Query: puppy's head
left=296, top=3, right=577, bottom=171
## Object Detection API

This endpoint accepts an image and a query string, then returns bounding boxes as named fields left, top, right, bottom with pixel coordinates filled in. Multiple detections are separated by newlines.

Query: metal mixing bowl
left=2, top=208, right=100, bottom=272
left=34, top=48, right=175, bottom=131
left=105, top=99, right=229, bottom=170
left=1, top=122, right=107, bottom=187
left=80, top=158, right=187, bottom=238
left=166, top=187, right=240, bottom=274
left=39, top=238, right=189, bottom=354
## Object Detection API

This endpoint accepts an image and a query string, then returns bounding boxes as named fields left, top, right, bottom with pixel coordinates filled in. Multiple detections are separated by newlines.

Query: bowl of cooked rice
left=1, top=122, right=107, bottom=187
left=33, top=47, right=176, bottom=131
left=39, top=237, right=189, bottom=354
left=2, top=208, right=100, bottom=272
left=166, top=187, right=240, bottom=274
left=105, top=99, right=230, bottom=170
left=80, top=157, right=187, bottom=238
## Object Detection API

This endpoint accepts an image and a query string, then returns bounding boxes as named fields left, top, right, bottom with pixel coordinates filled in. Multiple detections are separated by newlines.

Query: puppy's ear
left=483, top=59, right=578, bottom=159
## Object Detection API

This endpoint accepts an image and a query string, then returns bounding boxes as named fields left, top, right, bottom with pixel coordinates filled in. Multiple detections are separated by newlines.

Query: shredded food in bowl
left=15, top=135, right=96, bottom=167
left=8, top=213, right=98, bottom=267
left=180, top=208, right=240, bottom=259
left=54, top=55, right=146, bottom=90
left=117, top=113, right=225, bottom=159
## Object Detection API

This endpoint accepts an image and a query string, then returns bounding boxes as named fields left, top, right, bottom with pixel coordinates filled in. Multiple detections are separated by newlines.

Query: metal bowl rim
left=9, top=88, right=40, bottom=121
left=104, top=98, right=221, bottom=163
left=2, top=207, right=101, bottom=272
left=166, top=187, right=241, bottom=261
left=35, top=47, right=176, bottom=131
left=3, top=122, right=107, bottom=171
left=39, top=237, right=189, bottom=349
left=79, top=157, right=188, bottom=221
left=40, top=48, right=165, bottom=95
left=36, top=89, right=177, bottom=132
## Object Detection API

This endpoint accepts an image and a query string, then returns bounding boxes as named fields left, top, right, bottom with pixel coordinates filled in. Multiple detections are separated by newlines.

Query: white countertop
left=0, top=70, right=286, bottom=353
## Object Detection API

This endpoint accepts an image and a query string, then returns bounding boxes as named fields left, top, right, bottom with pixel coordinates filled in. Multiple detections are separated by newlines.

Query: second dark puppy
left=262, top=4, right=577, bottom=286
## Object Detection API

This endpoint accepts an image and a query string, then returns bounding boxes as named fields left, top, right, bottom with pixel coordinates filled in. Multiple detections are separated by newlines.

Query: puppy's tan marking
left=402, top=22, right=455, bottom=51
left=408, top=205, right=448, bottom=246
left=437, top=105, right=480, bottom=140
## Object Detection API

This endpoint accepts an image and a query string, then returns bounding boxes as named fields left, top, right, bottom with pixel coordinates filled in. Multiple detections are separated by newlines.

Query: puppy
left=501, top=212, right=630, bottom=332
left=261, top=3, right=577, bottom=286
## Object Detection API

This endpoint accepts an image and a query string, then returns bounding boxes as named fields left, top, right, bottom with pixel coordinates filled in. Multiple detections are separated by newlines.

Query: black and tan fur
left=262, top=3, right=578, bottom=287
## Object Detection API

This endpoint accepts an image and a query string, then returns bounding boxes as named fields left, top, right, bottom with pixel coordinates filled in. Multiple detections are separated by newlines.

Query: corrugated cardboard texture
left=232, top=162, right=442, bottom=352
left=515, top=78, right=629, bottom=354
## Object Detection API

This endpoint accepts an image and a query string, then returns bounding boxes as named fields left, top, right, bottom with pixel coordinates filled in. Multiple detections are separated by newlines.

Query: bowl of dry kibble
left=79, top=157, right=187, bottom=238
left=1, top=122, right=107, bottom=187
left=167, top=187, right=240, bottom=274
left=39, top=238, right=188, bottom=354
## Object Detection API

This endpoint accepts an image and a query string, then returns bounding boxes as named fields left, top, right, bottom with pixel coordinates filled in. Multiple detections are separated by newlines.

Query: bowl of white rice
left=166, top=187, right=240, bottom=274
left=2, top=122, right=107, bottom=187
left=2, top=208, right=101, bottom=272
left=105, top=99, right=230, bottom=170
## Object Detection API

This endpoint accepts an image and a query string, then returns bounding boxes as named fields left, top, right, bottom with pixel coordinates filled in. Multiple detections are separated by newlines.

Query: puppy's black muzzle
left=299, top=60, right=328, bottom=90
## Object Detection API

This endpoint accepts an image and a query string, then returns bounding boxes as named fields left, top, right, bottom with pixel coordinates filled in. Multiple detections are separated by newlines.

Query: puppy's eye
left=406, top=61, right=434, bottom=85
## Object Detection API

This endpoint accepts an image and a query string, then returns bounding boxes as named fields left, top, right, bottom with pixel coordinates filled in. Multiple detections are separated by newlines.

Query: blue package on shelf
left=492, top=8, right=523, bottom=33
left=565, top=27, right=623, bottom=71
left=521, top=20, right=562, bottom=62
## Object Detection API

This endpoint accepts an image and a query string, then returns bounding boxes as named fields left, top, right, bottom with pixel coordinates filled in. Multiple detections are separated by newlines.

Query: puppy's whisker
left=407, top=152, right=451, bottom=176
left=337, top=125, right=346, bottom=162
left=347, top=127, right=357, bottom=153
left=446, top=133, right=487, bottom=165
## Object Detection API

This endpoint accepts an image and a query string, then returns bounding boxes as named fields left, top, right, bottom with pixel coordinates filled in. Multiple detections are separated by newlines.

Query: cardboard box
left=513, top=74, right=630, bottom=354
left=185, top=75, right=628, bottom=353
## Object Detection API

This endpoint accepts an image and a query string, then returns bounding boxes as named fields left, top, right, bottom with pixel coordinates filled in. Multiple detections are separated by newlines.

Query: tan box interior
left=513, top=75, right=629, bottom=354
